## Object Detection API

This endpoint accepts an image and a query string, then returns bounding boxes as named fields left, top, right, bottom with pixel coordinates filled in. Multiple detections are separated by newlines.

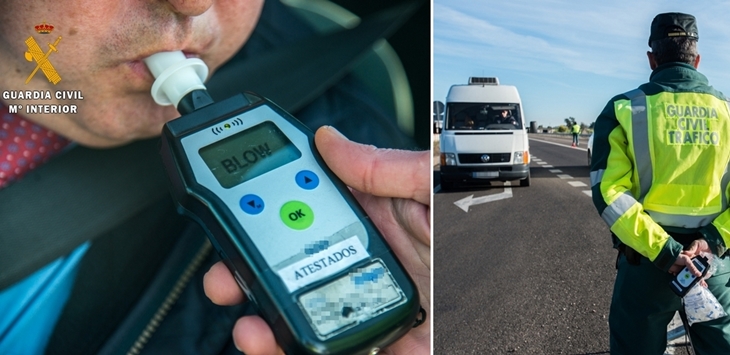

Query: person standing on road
left=571, top=122, right=581, bottom=147
left=591, top=12, right=730, bottom=354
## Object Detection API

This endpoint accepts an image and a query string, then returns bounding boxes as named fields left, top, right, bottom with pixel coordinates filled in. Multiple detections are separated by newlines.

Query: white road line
left=527, top=149, right=594, bottom=196
left=665, top=312, right=691, bottom=354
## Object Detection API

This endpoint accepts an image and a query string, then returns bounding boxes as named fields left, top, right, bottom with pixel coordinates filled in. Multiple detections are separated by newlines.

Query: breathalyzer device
left=145, top=52, right=421, bottom=355
left=670, top=255, right=710, bottom=297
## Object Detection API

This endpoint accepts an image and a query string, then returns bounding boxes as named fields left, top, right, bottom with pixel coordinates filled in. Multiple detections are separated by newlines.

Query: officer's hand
left=668, top=253, right=703, bottom=276
left=682, top=238, right=712, bottom=258
left=203, top=126, right=431, bottom=355
left=668, top=238, right=712, bottom=276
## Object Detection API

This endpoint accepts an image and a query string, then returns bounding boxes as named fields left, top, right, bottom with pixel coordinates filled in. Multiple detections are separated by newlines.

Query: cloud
left=433, top=0, right=730, bottom=126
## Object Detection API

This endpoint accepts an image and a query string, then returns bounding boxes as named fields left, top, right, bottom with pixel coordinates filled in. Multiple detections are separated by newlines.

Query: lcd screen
left=199, top=121, right=302, bottom=188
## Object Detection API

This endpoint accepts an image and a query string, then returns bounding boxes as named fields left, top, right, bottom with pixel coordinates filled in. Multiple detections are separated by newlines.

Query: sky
left=432, top=0, right=730, bottom=128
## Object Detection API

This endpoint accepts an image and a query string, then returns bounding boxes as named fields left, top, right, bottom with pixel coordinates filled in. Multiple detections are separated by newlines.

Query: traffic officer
left=591, top=12, right=730, bottom=354
left=571, top=121, right=581, bottom=147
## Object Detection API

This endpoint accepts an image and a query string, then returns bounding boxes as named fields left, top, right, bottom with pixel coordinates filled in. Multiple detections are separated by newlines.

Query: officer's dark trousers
left=610, top=253, right=730, bottom=354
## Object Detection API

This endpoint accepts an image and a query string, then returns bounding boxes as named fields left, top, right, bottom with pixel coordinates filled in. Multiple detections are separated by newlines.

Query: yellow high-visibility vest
left=594, top=88, right=730, bottom=261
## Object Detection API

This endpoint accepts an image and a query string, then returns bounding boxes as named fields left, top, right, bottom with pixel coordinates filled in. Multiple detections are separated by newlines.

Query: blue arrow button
left=295, top=170, right=319, bottom=190
left=240, top=194, right=264, bottom=215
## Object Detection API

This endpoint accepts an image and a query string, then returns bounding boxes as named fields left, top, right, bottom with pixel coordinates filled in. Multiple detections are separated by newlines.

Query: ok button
left=280, top=201, right=314, bottom=230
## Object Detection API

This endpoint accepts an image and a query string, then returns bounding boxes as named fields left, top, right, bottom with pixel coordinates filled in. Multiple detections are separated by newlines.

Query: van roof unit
left=468, top=77, right=499, bottom=85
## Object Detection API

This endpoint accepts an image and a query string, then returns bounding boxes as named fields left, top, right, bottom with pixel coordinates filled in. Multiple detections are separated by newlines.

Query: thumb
left=314, top=126, right=430, bottom=206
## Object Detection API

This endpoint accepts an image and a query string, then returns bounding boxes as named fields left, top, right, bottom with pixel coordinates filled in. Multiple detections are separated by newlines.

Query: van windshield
left=445, top=103, right=522, bottom=130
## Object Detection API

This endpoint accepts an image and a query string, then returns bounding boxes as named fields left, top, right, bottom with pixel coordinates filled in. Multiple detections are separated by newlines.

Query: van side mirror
left=433, top=101, right=445, bottom=133
left=433, top=101, right=444, bottom=119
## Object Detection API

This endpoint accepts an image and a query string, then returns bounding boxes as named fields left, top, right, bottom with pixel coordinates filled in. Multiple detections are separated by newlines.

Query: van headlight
left=441, top=153, right=456, bottom=166
left=513, top=151, right=529, bottom=164
left=513, top=151, right=523, bottom=164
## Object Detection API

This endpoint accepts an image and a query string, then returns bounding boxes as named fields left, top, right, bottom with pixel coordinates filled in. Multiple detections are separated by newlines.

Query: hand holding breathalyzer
left=146, top=51, right=426, bottom=355
left=204, top=126, right=432, bottom=355
left=668, top=238, right=711, bottom=274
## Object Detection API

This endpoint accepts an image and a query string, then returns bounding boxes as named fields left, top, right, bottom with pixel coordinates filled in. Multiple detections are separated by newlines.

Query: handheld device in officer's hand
left=145, top=52, right=421, bottom=355
left=670, top=255, right=710, bottom=297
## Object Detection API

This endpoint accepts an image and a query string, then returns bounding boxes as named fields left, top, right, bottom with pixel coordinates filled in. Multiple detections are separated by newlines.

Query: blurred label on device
left=278, top=236, right=368, bottom=292
left=298, top=261, right=406, bottom=339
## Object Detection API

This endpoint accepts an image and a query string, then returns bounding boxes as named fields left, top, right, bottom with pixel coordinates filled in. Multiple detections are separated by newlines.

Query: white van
left=439, top=77, right=530, bottom=189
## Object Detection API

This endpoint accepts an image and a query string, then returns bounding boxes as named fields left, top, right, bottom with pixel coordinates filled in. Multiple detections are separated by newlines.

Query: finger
left=232, top=316, right=285, bottom=355
left=392, top=197, right=431, bottom=247
left=314, top=126, right=430, bottom=206
left=203, top=261, right=245, bottom=305
left=684, top=257, right=701, bottom=277
left=351, top=186, right=430, bottom=243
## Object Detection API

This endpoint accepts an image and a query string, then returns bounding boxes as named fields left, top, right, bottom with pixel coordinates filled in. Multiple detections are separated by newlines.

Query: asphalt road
left=433, top=134, right=694, bottom=354
left=433, top=135, right=617, bottom=354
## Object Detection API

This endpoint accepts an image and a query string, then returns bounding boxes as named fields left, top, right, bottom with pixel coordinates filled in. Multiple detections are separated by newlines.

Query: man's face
left=0, top=0, right=264, bottom=147
left=501, top=110, right=508, bottom=117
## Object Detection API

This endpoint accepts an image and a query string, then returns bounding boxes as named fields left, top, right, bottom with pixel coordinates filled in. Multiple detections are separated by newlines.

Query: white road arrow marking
left=453, top=182, right=512, bottom=212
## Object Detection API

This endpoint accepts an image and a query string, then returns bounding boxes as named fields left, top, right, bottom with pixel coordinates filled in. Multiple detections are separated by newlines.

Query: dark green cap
left=649, top=12, right=698, bottom=46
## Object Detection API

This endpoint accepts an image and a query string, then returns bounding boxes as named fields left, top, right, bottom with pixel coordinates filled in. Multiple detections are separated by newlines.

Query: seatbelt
left=0, top=140, right=167, bottom=290
left=0, top=1, right=422, bottom=291
left=206, top=1, right=419, bottom=112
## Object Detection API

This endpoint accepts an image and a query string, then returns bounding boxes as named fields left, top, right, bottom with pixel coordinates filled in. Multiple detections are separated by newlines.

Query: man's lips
left=125, top=51, right=202, bottom=82
left=126, top=60, right=154, bottom=81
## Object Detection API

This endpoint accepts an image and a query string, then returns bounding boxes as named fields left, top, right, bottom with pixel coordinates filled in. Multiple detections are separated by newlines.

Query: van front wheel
left=439, top=174, right=455, bottom=191
left=519, top=173, right=531, bottom=187
left=440, top=180, right=455, bottom=191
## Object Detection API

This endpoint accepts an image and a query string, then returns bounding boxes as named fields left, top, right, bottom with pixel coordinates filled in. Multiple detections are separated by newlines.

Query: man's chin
left=80, top=118, right=175, bottom=148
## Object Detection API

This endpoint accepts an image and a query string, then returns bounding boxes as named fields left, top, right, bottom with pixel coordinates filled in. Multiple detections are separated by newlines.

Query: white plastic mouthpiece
left=143, top=51, right=209, bottom=107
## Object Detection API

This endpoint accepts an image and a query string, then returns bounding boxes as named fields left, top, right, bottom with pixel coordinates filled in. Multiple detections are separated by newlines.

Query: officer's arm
left=590, top=100, right=683, bottom=272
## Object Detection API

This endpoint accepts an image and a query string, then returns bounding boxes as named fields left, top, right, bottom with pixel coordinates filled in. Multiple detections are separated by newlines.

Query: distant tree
left=589, top=121, right=595, bottom=129
left=564, top=117, right=577, bottom=126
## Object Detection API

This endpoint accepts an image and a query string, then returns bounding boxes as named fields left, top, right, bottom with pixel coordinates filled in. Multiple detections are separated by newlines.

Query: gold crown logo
left=35, top=22, right=54, bottom=34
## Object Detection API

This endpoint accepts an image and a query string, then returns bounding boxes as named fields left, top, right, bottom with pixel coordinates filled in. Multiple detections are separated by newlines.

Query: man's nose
left=167, top=0, right=213, bottom=16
